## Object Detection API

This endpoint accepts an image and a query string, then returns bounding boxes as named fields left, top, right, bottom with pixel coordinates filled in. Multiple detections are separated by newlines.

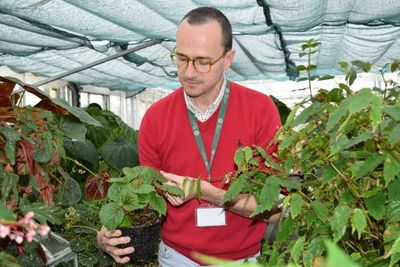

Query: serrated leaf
left=364, top=191, right=386, bottom=220
left=369, top=95, right=383, bottom=131
left=99, top=203, right=124, bottom=230
left=234, top=148, right=246, bottom=170
left=389, top=124, right=400, bottom=146
left=388, top=178, right=400, bottom=201
left=384, top=155, right=400, bottom=186
left=20, top=203, right=64, bottom=225
left=0, top=127, right=20, bottom=165
left=354, top=154, right=384, bottom=178
left=291, top=236, right=306, bottom=264
left=389, top=237, right=400, bottom=257
left=243, top=146, right=252, bottom=163
left=132, top=184, right=155, bottom=194
left=149, top=193, right=167, bottom=215
left=387, top=200, right=400, bottom=223
left=331, top=204, right=351, bottom=242
left=276, top=217, right=294, bottom=244
left=290, top=193, right=303, bottom=219
left=223, top=175, right=245, bottom=203
left=159, top=184, right=184, bottom=196
left=311, top=201, right=329, bottom=223
left=351, top=208, right=367, bottom=239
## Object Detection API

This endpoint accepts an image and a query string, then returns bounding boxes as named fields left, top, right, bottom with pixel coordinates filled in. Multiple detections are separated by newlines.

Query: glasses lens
left=193, top=60, right=211, bottom=73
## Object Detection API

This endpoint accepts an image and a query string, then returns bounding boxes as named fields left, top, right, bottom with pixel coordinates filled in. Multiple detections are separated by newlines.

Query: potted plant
left=222, top=40, right=400, bottom=266
left=99, top=165, right=183, bottom=262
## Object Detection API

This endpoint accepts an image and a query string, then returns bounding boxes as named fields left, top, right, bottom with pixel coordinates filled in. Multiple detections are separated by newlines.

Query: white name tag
left=196, top=207, right=226, bottom=227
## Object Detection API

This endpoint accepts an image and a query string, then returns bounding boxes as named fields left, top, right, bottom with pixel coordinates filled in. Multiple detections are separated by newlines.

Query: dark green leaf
left=388, top=178, right=400, bottom=201
left=384, top=155, right=400, bottom=186
left=20, top=203, right=64, bottom=225
left=354, top=154, right=385, bottom=178
left=384, top=105, right=400, bottom=120
left=387, top=200, right=400, bottom=223
left=0, top=252, right=19, bottom=267
left=365, top=191, right=386, bottom=220
left=59, top=115, right=87, bottom=143
left=64, top=138, right=98, bottom=168
left=0, top=127, right=20, bottom=165
left=338, top=61, right=349, bottom=70
left=348, top=70, right=357, bottom=85
left=132, top=184, right=155, bottom=194
left=319, top=75, right=335, bottom=81
left=0, top=203, right=16, bottom=221
left=311, top=201, right=329, bottom=223
left=223, top=175, right=245, bottom=203
left=57, top=167, right=82, bottom=205
left=389, top=124, right=400, bottom=146
left=100, top=136, right=139, bottom=171
left=291, top=236, right=306, bottom=264
left=276, top=217, right=294, bottom=244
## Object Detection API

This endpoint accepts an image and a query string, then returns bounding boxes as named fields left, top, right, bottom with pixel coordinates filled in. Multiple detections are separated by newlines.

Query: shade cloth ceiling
left=0, top=0, right=399, bottom=92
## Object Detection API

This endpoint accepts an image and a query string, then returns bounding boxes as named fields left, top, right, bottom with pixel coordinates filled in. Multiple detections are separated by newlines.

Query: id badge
left=195, top=207, right=226, bottom=227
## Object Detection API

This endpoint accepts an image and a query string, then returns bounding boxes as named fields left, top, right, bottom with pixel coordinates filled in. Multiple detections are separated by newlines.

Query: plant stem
left=68, top=225, right=98, bottom=232
left=307, top=47, right=313, bottom=98
left=65, top=156, right=97, bottom=176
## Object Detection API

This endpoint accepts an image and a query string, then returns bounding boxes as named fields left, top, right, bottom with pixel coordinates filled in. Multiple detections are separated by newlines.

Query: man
left=97, top=6, right=281, bottom=266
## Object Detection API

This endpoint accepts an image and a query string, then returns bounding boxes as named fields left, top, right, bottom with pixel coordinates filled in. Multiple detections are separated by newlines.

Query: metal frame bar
left=33, top=39, right=162, bottom=87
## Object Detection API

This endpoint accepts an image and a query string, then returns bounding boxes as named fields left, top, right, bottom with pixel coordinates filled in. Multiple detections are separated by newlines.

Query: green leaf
left=57, top=167, right=82, bottom=205
left=0, top=203, right=16, bottom=221
left=243, top=146, right=253, bottom=164
left=388, top=178, right=400, bottom=201
left=389, top=124, right=400, bottom=146
left=59, top=115, right=87, bottom=143
left=234, top=147, right=246, bottom=170
left=99, top=203, right=124, bottom=230
left=327, top=102, right=348, bottom=131
left=331, top=204, right=351, bottom=242
left=384, top=155, right=400, bottom=186
left=319, top=75, right=335, bottom=81
left=64, top=138, right=98, bottom=169
left=348, top=70, right=357, bottom=85
left=338, top=61, right=349, bottom=70
left=223, top=175, right=245, bottom=203
left=159, top=184, right=184, bottom=196
left=132, top=184, right=155, bottom=194
left=0, top=127, right=20, bottom=165
left=20, top=203, right=64, bottom=225
left=354, top=154, right=385, bottom=178
left=293, top=102, right=323, bottom=127
left=369, top=95, right=383, bottom=132
left=0, top=252, right=19, bottom=267
left=364, top=191, right=386, bottom=220
left=324, top=240, right=361, bottom=267
left=387, top=200, right=400, bottom=223
left=291, top=236, right=306, bottom=264
left=100, top=136, right=139, bottom=171
left=389, top=237, right=400, bottom=259
left=384, top=105, right=400, bottom=120
left=51, top=97, right=102, bottom=127
left=276, top=217, right=294, bottom=244
left=120, top=190, right=139, bottom=211
left=290, top=193, right=303, bottom=219
left=351, top=208, right=367, bottom=239
left=149, top=193, right=167, bottom=215
left=311, top=201, right=329, bottom=223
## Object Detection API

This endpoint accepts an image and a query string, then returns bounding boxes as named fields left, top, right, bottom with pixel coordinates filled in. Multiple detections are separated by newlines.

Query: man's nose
left=184, top=60, right=197, bottom=78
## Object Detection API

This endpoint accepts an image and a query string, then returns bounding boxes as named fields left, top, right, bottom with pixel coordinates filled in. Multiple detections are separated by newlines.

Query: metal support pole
left=33, top=39, right=163, bottom=87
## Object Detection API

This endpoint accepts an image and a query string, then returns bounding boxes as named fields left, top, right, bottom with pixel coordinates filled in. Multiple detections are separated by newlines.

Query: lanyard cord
left=187, top=81, right=230, bottom=183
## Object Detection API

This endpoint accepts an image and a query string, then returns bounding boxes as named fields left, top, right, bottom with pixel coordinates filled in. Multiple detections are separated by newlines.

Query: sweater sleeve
left=138, top=110, right=162, bottom=170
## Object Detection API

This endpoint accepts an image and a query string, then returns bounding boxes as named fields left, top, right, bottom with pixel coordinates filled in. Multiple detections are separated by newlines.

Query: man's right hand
left=97, top=226, right=135, bottom=264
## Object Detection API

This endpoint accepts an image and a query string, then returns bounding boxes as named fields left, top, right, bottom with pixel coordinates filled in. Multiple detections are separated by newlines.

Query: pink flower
left=38, top=225, right=50, bottom=236
left=25, top=229, right=36, bottom=242
left=15, top=233, right=24, bottom=244
left=0, top=225, right=10, bottom=238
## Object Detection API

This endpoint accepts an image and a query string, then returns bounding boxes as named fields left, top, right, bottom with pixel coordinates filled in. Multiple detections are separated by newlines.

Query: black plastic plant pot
left=118, top=218, right=162, bottom=262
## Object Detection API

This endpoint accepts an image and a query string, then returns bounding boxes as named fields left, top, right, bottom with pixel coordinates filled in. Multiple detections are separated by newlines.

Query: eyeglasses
left=170, top=47, right=226, bottom=74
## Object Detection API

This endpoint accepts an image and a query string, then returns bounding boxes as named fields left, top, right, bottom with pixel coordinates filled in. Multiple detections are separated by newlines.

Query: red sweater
left=138, top=81, right=281, bottom=263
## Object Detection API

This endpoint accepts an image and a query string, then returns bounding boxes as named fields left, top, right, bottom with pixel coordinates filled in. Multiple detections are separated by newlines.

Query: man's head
left=174, top=7, right=235, bottom=102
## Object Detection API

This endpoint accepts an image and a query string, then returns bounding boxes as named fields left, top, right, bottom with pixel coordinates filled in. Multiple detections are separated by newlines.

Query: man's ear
left=224, top=49, right=236, bottom=70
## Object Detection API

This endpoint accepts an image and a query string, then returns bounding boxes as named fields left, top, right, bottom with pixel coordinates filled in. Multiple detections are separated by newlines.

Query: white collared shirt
left=184, top=78, right=227, bottom=122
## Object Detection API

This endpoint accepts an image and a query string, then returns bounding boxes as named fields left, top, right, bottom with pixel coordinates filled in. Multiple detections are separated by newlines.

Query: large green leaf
left=387, top=200, right=400, bottom=223
left=351, top=208, right=367, bottom=239
left=100, top=136, right=139, bottom=171
left=354, top=155, right=385, bottom=179
left=388, top=178, right=400, bottom=201
left=389, top=124, right=400, bottom=146
left=291, top=236, right=306, bottom=264
left=223, top=174, right=246, bottom=203
left=251, top=177, right=280, bottom=217
left=99, top=203, right=124, bottom=230
left=324, top=240, right=361, bottom=267
left=384, top=155, right=400, bottom=186
left=158, top=184, right=184, bottom=196
left=331, top=205, right=351, bottom=242
left=51, top=97, right=102, bottom=127
left=57, top=167, right=82, bottom=205
left=276, top=217, right=294, bottom=244
left=0, top=172, right=18, bottom=203
left=132, top=184, right=155, bottom=194
left=59, top=115, right=87, bottom=143
left=64, top=138, right=98, bottom=169
left=384, top=104, right=400, bottom=120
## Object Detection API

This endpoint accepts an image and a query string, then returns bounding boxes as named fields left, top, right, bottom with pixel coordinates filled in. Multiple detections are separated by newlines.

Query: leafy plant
left=99, top=166, right=183, bottom=230
left=223, top=40, right=400, bottom=266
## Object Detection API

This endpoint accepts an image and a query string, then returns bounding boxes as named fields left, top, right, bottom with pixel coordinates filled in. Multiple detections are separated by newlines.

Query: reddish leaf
left=15, top=140, right=35, bottom=176
left=35, top=166, right=55, bottom=205
left=35, top=98, right=68, bottom=115
left=85, top=171, right=111, bottom=200
left=0, top=81, right=15, bottom=108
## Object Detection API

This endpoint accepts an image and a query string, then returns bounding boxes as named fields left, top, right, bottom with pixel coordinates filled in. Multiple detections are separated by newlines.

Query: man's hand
left=161, top=171, right=199, bottom=206
left=97, top=226, right=134, bottom=264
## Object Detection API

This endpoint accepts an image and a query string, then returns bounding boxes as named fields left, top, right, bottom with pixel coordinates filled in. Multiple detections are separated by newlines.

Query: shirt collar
left=184, top=78, right=227, bottom=122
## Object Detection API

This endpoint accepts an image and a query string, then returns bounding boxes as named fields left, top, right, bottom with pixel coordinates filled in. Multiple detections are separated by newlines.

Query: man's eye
left=176, top=56, right=188, bottom=62
left=197, top=59, right=210, bottom=65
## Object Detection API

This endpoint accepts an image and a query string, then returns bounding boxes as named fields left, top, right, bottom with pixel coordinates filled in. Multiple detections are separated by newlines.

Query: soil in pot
left=118, top=207, right=162, bottom=262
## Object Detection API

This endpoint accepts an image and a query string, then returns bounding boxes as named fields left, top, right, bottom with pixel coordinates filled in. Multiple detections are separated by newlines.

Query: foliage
left=224, top=40, right=400, bottom=266
left=99, top=166, right=183, bottom=230
left=0, top=76, right=100, bottom=263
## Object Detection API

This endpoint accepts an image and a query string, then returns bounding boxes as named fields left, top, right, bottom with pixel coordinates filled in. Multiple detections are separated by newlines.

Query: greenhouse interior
left=1, top=1, right=400, bottom=266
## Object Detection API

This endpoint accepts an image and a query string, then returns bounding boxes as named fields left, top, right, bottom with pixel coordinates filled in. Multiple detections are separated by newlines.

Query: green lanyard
left=187, top=81, right=230, bottom=183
